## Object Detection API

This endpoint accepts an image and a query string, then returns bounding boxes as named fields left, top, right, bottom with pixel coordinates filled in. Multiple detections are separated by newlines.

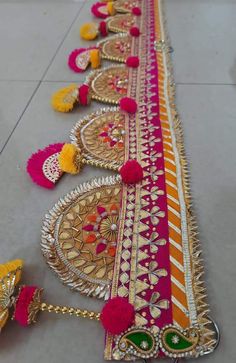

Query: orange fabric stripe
left=168, top=210, right=181, bottom=227
left=166, top=172, right=177, bottom=185
left=172, top=284, right=188, bottom=308
left=165, top=160, right=176, bottom=172
left=166, top=185, right=179, bottom=200
left=169, top=228, right=182, bottom=244
left=169, top=244, right=184, bottom=266
left=172, top=305, right=189, bottom=328
left=170, top=264, right=185, bottom=286
left=163, top=143, right=173, bottom=152
left=167, top=198, right=180, bottom=212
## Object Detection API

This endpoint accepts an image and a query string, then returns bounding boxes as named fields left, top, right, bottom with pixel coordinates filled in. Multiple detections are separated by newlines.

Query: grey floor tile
left=44, top=0, right=102, bottom=82
left=176, top=83, right=236, bottom=362
left=0, top=80, right=38, bottom=151
left=0, top=2, right=84, bottom=81
left=166, top=0, right=236, bottom=84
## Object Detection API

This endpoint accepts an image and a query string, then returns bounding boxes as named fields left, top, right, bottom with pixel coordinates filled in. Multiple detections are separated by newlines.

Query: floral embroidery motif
left=149, top=206, right=165, bottom=226
left=107, top=74, right=128, bottom=95
left=115, top=40, right=131, bottom=54
left=121, top=1, right=137, bottom=11
left=41, top=179, right=121, bottom=299
left=99, top=122, right=125, bottom=148
left=107, top=14, right=135, bottom=34
left=71, top=108, right=125, bottom=167
left=88, top=66, right=129, bottom=104
left=149, top=292, right=169, bottom=319
left=99, top=34, right=132, bottom=63
left=120, top=18, right=135, bottom=29
left=83, top=204, right=120, bottom=257
left=148, top=262, right=168, bottom=285
left=145, top=233, right=167, bottom=253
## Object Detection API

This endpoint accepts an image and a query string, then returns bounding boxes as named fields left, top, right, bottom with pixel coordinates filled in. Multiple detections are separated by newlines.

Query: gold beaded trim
left=40, top=302, right=100, bottom=321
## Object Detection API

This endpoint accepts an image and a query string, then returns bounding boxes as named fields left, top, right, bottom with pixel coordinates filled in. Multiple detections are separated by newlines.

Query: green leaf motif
left=125, top=331, right=154, bottom=351
left=165, top=332, right=194, bottom=350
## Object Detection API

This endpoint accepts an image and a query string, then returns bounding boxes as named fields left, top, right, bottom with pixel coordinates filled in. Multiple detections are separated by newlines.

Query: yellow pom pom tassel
left=107, top=2, right=116, bottom=16
left=59, top=144, right=83, bottom=175
left=90, top=49, right=101, bottom=69
left=0, top=259, right=23, bottom=284
left=51, top=84, right=78, bottom=113
left=0, top=259, right=23, bottom=329
left=80, top=23, right=98, bottom=41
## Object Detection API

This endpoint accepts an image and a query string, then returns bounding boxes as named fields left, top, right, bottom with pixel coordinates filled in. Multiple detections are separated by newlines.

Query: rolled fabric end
left=78, top=84, right=91, bottom=106
left=14, top=286, right=42, bottom=327
left=99, top=21, right=108, bottom=37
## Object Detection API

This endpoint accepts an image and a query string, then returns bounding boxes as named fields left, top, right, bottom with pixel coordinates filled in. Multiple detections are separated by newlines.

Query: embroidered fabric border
left=104, top=0, right=217, bottom=359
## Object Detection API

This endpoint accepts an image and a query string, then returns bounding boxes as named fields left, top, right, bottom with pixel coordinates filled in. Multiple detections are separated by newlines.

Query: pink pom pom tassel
left=130, top=26, right=140, bottom=37
left=78, top=84, right=90, bottom=106
left=91, top=2, right=109, bottom=19
left=126, top=56, right=140, bottom=68
left=100, top=297, right=135, bottom=334
left=68, top=48, right=97, bottom=73
left=119, top=160, right=143, bottom=184
left=119, top=97, right=137, bottom=114
left=27, top=143, right=64, bottom=189
left=132, top=7, right=142, bottom=16
left=99, top=21, right=108, bottom=37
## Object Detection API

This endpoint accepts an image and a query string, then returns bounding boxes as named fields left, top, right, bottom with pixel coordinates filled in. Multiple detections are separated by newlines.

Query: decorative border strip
left=156, top=0, right=217, bottom=354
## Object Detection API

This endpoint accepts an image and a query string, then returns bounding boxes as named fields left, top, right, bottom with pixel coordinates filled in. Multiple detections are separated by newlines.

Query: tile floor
left=0, top=1, right=235, bottom=362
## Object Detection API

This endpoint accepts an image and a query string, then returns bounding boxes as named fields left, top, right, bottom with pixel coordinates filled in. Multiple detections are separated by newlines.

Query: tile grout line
left=0, top=0, right=87, bottom=156
left=40, top=0, right=87, bottom=82
left=0, top=81, right=41, bottom=155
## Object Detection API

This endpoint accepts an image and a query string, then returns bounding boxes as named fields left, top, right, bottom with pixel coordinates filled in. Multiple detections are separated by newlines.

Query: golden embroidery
left=87, top=65, right=129, bottom=104
left=114, top=0, right=139, bottom=13
left=41, top=175, right=122, bottom=300
left=107, top=14, right=136, bottom=34
left=98, top=34, right=132, bottom=63
left=70, top=108, right=125, bottom=169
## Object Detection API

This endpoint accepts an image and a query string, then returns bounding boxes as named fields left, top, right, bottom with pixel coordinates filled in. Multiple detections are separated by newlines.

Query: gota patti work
left=30, top=0, right=219, bottom=360
left=0, top=0, right=219, bottom=358
left=104, top=0, right=217, bottom=360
